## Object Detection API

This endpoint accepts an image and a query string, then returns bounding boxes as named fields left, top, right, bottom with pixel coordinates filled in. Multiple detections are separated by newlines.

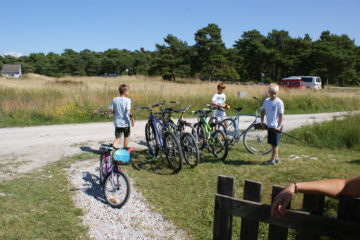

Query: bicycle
left=135, top=103, right=184, bottom=173
left=193, top=108, right=229, bottom=161
left=160, top=103, right=200, bottom=167
left=205, top=104, right=227, bottom=135
left=221, top=97, right=272, bottom=155
left=99, top=144, right=133, bottom=208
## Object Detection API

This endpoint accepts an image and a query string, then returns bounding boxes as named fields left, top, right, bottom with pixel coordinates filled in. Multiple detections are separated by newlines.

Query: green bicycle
left=193, top=108, right=229, bottom=161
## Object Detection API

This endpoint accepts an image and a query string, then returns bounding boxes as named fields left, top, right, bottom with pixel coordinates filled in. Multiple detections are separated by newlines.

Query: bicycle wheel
left=181, top=132, right=200, bottom=167
left=194, top=123, right=207, bottom=151
left=243, top=124, right=272, bottom=155
left=163, top=131, right=183, bottom=173
left=222, top=118, right=237, bottom=144
left=145, top=122, right=160, bottom=157
left=210, top=129, right=229, bottom=161
left=184, top=122, right=198, bottom=142
left=163, top=122, right=179, bottom=137
left=209, top=118, right=227, bottom=135
left=103, top=170, right=131, bottom=208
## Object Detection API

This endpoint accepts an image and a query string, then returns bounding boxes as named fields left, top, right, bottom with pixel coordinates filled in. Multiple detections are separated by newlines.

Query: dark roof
left=1, top=64, right=21, bottom=74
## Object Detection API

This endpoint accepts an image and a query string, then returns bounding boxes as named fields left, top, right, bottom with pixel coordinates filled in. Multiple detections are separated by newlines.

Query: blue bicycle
left=221, top=97, right=272, bottom=155
left=135, top=103, right=184, bottom=173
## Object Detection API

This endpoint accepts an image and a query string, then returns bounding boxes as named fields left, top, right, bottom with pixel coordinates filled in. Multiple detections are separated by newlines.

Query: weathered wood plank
left=213, top=175, right=234, bottom=240
left=240, top=180, right=262, bottom=240
left=215, top=194, right=360, bottom=240
left=296, top=194, right=325, bottom=240
left=269, top=186, right=288, bottom=240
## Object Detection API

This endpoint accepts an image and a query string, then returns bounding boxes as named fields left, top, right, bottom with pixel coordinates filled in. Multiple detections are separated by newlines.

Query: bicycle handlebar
left=135, top=103, right=165, bottom=111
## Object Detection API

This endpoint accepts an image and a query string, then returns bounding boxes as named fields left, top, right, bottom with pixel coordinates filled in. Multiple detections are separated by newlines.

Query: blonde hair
left=268, top=83, right=279, bottom=93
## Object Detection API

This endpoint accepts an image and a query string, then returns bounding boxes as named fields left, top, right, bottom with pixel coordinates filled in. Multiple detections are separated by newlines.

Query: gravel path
left=68, top=159, right=188, bottom=240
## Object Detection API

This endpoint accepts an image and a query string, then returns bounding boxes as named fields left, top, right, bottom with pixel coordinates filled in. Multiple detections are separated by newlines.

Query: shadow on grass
left=131, top=150, right=178, bottom=175
left=347, top=159, right=360, bottom=165
left=199, top=150, right=257, bottom=166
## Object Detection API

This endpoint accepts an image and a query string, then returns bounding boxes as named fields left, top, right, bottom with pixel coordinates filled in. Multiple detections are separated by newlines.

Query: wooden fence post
left=240, top=180, right=262, bottom=240
left=337, top=197, right=360, bottom=240
left=213, top=175, right=234, bottom=240
left=268, top=185, right=289, bottom=240
left=296, top=194, right=325, bottom=240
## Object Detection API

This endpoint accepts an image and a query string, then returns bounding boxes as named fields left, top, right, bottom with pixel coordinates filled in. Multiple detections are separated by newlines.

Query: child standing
left=108, top=84, right=134, bottom=149
left=261, top=83, right=284, bottom=165
left=211, top=82, right=227, bottom=120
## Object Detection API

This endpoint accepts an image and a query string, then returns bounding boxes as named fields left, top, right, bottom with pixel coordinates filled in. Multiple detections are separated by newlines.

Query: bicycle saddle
left=234, top=107, right=243, bottom=112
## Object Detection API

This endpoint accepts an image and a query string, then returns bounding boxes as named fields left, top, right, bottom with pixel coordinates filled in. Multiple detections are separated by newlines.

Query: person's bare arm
left=129, top=110, right=135, bottom=127
left=276, top=113, right=284, bottom=131
left=271, top=176, right=360, bottom=218
left=261, top=109, right=265, bottom=123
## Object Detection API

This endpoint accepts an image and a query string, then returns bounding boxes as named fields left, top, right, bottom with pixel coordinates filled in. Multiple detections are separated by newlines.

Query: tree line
left=1, top=24, right=360, bottom=86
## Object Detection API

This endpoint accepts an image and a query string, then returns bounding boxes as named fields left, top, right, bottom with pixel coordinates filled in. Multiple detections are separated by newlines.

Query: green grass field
left=0, top=154, right=90, bottom=240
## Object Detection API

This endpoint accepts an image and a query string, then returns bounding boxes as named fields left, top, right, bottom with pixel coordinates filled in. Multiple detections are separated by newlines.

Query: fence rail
left=213, top=175, right=360, bottom=240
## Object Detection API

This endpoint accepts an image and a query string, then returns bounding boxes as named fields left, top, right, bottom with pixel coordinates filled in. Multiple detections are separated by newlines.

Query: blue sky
left=1, top=0, right=359, bottom=56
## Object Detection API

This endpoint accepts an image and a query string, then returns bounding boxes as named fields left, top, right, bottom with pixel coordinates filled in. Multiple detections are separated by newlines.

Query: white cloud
left=2, top=51, right=23, bottom=57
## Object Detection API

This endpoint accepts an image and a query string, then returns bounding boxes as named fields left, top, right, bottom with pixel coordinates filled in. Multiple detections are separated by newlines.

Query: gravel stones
left=67, top=160, right=188, bottom=240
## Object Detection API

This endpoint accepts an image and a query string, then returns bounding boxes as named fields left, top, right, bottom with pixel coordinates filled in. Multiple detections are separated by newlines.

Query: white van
left=281, top=76, right=322, bottom=89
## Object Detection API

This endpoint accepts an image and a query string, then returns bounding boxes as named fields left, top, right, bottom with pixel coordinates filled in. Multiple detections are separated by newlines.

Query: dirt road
left=0, top=111, right=355, bottom=181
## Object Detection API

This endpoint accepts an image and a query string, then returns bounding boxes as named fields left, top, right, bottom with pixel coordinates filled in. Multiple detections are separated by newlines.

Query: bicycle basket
left=113, top=149, right=131, bottom=165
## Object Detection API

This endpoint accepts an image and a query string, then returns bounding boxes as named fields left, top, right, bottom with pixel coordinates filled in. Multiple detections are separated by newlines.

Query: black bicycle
left=159, top=104, right=200, bottom=167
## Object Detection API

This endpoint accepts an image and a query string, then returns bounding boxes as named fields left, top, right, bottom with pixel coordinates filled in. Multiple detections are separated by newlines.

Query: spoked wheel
left=243, top=125, right=272, bottom=155
left=103, top=170, right=131, bottom=208
left=181, top=132, right=200, bottom=167
left=183, top=122, right=198, bottom=142
left=145, top=122, right=160, bottom=157
left=222, top=118, right=237, bottom=144
left=163, top=122, right=179, bottom=137
left=194, top=123, right=207, bottom=151
left=209, top=117, right=227, bottom=135
left=210, top=129, right=229, bottom=161
left=164, top=131, right=183, bottom=173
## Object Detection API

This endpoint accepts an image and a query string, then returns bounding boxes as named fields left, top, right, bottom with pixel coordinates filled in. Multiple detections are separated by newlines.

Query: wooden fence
left=213, top=175, right=360, bottom=240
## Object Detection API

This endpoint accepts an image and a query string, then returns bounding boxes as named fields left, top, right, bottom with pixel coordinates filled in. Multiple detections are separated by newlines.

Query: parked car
left=281, top=76, right=322, bottom=89
left=278, top=79, right=307, bottom=89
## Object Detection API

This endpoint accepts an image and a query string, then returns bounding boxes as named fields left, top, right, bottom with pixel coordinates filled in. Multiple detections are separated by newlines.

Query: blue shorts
left=268, top=128, right=281, bottom=147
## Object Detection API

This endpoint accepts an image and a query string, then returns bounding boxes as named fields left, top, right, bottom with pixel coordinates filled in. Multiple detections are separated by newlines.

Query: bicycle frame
left=148, top=113, right=166, bottom=149
left=230, top=107, right=261, bottom=140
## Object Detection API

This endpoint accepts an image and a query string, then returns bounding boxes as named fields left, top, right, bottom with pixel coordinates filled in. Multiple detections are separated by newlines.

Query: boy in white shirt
left=108, top=84, right=135, bottom=149
left=211, top=82, right=227, bottom=120
left=260, top=83, right=284, bottom=165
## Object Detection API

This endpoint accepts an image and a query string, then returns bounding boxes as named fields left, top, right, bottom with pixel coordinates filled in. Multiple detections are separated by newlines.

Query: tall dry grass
left=1, top=74, right=360, bottom=127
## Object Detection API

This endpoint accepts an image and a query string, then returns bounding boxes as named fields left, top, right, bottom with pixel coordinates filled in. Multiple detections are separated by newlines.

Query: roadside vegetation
left=284, top=113, right=360, bottom=150
left=0, top=154, right=90, bottom=240
left=1, top=74, right=360, bottom=127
